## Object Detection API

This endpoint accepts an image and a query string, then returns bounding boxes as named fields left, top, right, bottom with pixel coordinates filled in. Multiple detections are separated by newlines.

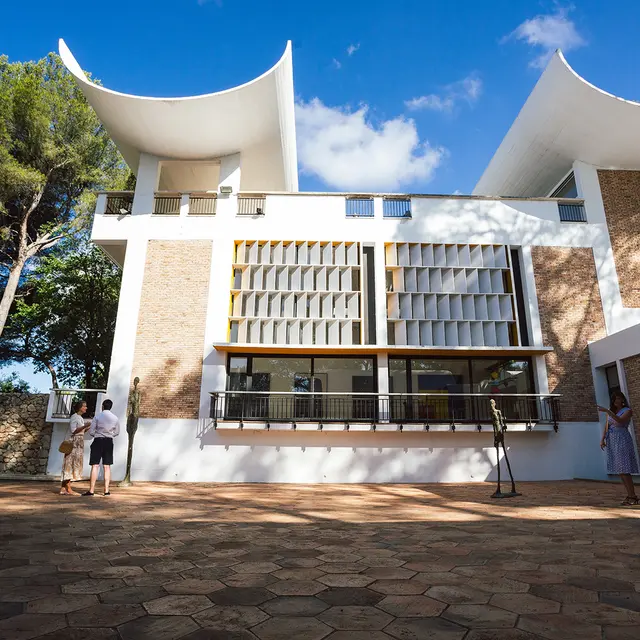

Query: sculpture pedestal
left=491, top=491, right=522, bottom=499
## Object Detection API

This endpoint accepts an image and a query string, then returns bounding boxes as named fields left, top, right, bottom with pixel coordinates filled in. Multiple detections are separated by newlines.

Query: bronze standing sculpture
left=490, top=398, right=521, bottom=498
left=120, top=377, right=140, bottom=487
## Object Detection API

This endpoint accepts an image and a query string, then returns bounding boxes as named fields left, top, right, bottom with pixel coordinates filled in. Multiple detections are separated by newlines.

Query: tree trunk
left=0, top=258, right=26, bottom=338
left=44, top=362, right=59, bottom=389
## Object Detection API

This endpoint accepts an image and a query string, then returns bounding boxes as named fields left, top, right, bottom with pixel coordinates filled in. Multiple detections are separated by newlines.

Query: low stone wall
left=0, top=393, right=52, bottom=475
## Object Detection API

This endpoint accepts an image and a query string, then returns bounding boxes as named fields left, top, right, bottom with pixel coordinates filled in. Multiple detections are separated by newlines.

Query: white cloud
left=296, top=99, right=446, bottom=191
left=347, top=44, right=360, bottom=56
left=405, top=75, right=482, bottom=113
left=332, top=58, right=342, bottom=70
left=503, top=8, right=586, bottom=68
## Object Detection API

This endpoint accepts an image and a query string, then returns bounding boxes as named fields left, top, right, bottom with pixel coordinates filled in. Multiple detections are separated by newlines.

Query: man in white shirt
left=83, top=399, right=120, bottom=496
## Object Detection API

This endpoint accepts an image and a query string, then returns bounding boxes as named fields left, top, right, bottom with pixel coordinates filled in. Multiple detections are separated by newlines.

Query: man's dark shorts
left=89, top=437, right=114, bottom=466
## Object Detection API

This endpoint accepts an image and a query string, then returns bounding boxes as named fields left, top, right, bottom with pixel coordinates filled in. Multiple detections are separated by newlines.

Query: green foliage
left=0, top=232, right=121, bottom=388
left=0, top=51, right=132, bottom=334
left=0, top=370, right=31, bottom=393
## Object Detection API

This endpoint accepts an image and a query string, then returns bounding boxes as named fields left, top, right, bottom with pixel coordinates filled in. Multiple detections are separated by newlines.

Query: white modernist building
left=46, top=43, right=640, bottom=484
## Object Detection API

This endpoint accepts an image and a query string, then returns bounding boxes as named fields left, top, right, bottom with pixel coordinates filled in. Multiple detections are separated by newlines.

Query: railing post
left=180, top=193, right=189, bottom=217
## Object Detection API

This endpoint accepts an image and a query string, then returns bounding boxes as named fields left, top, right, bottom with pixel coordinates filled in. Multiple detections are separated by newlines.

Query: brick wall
left=0, top=394, right=51, bottom=475
left=623, top=355, right=640, bottom=445
left=597, top=170, right=640, bottom=308
left=131, top=240, right=213, bottom=419
left=532, top=247, right=606, bottom=422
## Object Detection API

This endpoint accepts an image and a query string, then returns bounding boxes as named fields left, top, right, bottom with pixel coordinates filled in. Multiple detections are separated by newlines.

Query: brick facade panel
left=532, top=246, right=606, bottom=422
left=623, top=355, right=640, bottom=446
left=597, top=169, right=640, bottom=308
left=131, top=240, right=212, bottom=419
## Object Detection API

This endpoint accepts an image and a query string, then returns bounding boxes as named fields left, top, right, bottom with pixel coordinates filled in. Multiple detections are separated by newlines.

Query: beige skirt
left=61, top=435, right=85, bottom=482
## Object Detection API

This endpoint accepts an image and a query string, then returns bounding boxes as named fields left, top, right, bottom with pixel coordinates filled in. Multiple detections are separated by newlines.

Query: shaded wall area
left=532, top=246, right=606, bottom=421
left=623, top=354, right=640, bottom=445
left=130, top=240, right=213, bottom=419
left=598, top=169, right=640, bottom=308
left=0, top=393, right=51, bottom=475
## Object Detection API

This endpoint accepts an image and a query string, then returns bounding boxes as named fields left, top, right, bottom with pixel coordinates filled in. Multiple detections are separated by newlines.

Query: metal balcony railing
left=189, top=195, right=217, bottom=215
left=383, top=198, right=412, bottom=218
left=47, top=388, right=107, bottom=421
left=104, top=193, right=133, bottom=215
left=346, top=197, right=374, bottom=218
left=237, top=196, right=266, bottom=216
left=209, top=391, right=561, bottom=430
left=153, top=194, right=181, bottom=215
left=558, top=202, right=586, bottom=222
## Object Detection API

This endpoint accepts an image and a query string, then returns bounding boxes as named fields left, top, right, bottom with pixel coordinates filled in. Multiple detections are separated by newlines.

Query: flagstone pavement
left=1, top=480, right=639, bottom=640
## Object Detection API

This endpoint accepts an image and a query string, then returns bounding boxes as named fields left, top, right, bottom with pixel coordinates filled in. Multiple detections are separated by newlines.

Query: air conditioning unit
left=219, top=185, right=233, bottom=194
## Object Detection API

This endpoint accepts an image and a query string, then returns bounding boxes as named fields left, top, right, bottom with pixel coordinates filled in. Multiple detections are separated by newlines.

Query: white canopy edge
left=59, top=38, right=298, bottom=191
left=474, top=51, right=640, bottom=197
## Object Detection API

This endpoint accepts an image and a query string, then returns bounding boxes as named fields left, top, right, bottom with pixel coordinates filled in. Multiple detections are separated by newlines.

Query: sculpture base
left=491, top=491, right=522, bottom=499
left=119, top=479, right=133, bottom=488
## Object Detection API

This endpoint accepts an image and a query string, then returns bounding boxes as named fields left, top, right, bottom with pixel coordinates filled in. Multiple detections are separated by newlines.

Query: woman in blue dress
left=599, top=391, right=639, bottom=505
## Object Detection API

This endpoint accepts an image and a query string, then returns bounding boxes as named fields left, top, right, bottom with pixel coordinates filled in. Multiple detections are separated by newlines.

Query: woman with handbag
left=59, top=400, right=91, bottom=495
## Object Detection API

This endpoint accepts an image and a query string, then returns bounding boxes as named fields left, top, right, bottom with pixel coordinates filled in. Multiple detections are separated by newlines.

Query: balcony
left=153, top=193, right=181, bottom=215
left=346, top=197, right=374, bottom=218
left=46, top=388, right=106, bottom=422
left=189, top=194, right=217, bottom=215
left=383, top=198, right=412, bottom=218
left=209, top=391, right=560, bottom=431
left=558, top=201, right=586, bottom=222
left=105, top=192, right=133, bottom=214
left=237, top=195, right=266, bottom=216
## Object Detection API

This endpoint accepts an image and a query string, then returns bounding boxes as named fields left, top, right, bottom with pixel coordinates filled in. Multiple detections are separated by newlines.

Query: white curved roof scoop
left=474, top=51, right=640, bottom=197
left=59, top=38, right=298, bottom=191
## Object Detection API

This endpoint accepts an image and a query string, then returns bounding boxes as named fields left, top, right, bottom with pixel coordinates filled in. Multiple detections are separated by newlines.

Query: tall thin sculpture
left=120, top=377, right=140, bottom=487
left=490, top=398, right=521, bottom=498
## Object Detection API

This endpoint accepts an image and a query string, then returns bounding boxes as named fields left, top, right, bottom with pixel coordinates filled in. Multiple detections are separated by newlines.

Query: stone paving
left=1, top=480, right=640, bottom=639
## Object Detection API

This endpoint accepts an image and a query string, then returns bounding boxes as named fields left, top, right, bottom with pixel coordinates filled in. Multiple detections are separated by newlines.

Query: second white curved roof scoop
left=474, top=51, right=640, bottom=197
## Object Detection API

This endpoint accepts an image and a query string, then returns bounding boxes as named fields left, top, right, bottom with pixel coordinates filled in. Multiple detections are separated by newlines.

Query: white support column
left=95, top=193, right=107, bottom=216
left=374, top=240, right=388, bottom=346
left=105, top=237, right=149, bottom=421
left=377, top=352, right=390, bottom=422
left=519, top=245, right=549, bottom=395
left=132, top=154, right=160, bottom=215
left=216, top=153, right=241, bottom=220
left=373, top=196, right=383, bottom=219
left=180, top=193, right=189, bottom=217
left=199, top=237, right=236, bottom=418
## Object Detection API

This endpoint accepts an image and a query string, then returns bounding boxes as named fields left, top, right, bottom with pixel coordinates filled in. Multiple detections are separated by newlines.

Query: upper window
left=550, top=172, right=578, bottom=199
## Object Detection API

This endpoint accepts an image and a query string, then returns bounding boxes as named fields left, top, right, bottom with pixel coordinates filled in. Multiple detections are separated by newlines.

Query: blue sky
left=2, top=0, right=640, bottom=387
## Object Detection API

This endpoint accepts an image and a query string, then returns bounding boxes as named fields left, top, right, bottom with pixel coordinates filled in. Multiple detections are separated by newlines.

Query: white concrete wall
left=42, top=418, right=605, bottom=483
left=90, top=186, right=629, bottom=483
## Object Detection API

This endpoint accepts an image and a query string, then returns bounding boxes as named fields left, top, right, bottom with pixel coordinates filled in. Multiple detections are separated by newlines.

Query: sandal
left=621, top=496, right=639, bottom=506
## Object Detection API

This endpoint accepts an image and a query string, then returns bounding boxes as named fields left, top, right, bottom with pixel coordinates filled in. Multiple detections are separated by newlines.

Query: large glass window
left=389, top=359, right=408, bottom=394
left=251, top=357, right=312, bottom=393
left=471, top=359, right=532, bottom=395
left=388, top=357, right=534, bottom=423
left=224, top=355, right=376, bottom=421
left=314, top=358, right=375, bottom=393
left=410, top=359, right=471, bottom=394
